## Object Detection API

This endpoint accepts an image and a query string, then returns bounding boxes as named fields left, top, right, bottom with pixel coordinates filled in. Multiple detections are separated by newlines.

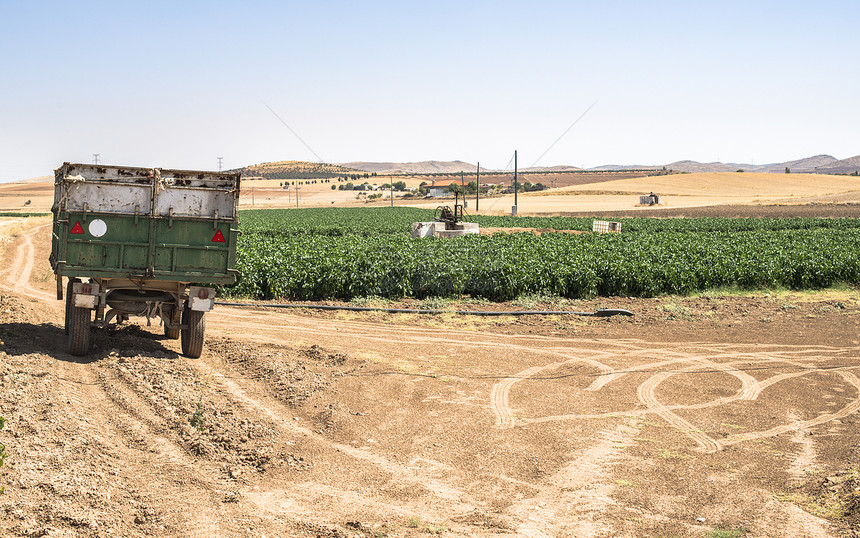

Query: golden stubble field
left=409, top=172, right=860, bottom=214
left=4, top=171, right=860, bottom=215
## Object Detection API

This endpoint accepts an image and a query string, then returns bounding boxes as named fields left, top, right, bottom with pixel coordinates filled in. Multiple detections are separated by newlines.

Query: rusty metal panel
left=155, top=187, right=235, bottom=218
left=65, top=182, right=152, bottom=214
left=51, top=162, right=240, bottom=285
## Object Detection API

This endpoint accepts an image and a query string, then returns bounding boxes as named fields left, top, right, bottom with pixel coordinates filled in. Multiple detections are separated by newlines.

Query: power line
left=262, top=101, right=326, bottom=163
left=530, top=101, right=598, bottom=168
left=502, top=152, right=515, bottom=173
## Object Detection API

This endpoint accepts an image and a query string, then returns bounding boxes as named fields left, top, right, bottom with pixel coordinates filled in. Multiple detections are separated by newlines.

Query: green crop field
left=227, top=208, right=860, bottom=301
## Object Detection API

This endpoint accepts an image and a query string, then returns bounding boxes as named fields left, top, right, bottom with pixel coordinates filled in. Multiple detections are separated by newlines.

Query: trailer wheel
left=164, top=325, right=180, bottom=340
left=64, top=278, right=80, bottom=334
left=67, top=305, right=91, bottom=356
left=180, top=307, right=205, bottom=358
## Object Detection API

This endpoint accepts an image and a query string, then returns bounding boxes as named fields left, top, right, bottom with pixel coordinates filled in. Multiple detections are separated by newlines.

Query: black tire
left=180, top=307, right=205, bottom=358
left=164, top=325, right=180, bottom=340
left=64, top=278, right=80, bottom=335
left=67, top=305, right=91, bottom=356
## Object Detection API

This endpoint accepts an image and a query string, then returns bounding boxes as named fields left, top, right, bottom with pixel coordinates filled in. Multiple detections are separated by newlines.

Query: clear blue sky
left=1, top=0, right=857, bottom=181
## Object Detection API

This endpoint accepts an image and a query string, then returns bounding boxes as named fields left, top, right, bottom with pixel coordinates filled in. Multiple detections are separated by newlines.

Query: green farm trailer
left=50, top=163, right=240, bottom=357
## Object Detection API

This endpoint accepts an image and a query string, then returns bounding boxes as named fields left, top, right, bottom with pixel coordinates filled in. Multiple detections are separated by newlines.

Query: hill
left=813, top=155, right=860, bottom=175
left=521, top=165, right=583, bottom=172
left=588, top=164, right=659, bottom=171
left=665, top=160, right=742, bottom=173
left=753, top=154, right=838, bottom=174
left=341, top=160, right=482, bottom=175
left=235, top=161, right=360, bottom=180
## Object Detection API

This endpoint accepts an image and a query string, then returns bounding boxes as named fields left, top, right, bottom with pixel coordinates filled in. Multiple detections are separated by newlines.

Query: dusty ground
left=1, top=217, right=860, bottom=537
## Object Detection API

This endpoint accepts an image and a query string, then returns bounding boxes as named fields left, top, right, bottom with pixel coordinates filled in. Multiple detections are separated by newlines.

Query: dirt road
left=1, top=219, right=859, bottom=536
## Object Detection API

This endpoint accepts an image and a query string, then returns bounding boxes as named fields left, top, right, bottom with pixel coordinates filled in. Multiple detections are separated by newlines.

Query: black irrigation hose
left=214, top=301, right=633, bottom=317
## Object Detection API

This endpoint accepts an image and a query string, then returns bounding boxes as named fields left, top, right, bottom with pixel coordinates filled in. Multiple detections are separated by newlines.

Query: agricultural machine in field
left=412, top=193, right=479, bottom=238
left=433, top=192, right=466, bottom=228
left=50, top=163, right=240, bottom=357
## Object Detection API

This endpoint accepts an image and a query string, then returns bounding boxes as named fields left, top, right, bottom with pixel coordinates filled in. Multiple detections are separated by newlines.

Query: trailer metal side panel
left=51, top=163, right=240, bottom=285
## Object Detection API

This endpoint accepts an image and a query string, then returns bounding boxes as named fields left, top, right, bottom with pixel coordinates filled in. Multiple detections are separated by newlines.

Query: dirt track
left=1, top=219, right=860, bottom=537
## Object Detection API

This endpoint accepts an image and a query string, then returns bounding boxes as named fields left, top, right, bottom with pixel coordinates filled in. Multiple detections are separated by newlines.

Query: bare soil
left=1, top=217, right=859, bottom=537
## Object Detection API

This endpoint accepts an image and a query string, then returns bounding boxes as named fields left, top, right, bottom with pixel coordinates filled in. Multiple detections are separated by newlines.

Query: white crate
left=593, top=220, right=621, bottom=233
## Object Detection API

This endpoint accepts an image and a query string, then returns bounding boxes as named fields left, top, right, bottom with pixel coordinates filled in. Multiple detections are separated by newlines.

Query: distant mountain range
left=814, top=155, right=860, bottom=175
left=231, top=155, right=860, bottom=180
left=340, top=155, right=859, bottom=175
left=744, top=154, right=838, bottom=174
left=666, top=154, right=860, bottom=174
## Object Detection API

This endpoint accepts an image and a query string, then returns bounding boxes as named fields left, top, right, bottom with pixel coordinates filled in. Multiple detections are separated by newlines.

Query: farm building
left=425, top=178, right=465, bottom=197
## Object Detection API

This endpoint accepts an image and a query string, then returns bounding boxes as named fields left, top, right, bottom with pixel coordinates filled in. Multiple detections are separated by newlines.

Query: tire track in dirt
left=184, top=359, right=480, bottom=505
left=635, top=355, right=759, bottom=452
left=489, top=341, right=860, bottom=453
left=0, top=228, right=30, bottom=290
left=507, top=424, right=639, bottom=537
left=178, top=357, right=534, bottom=532
left=0, top=222, right=54, bottom=302
left=0, top=218, right=24, bottom=228
left=491, top=364, right=548, bottom=428
left=215, top=307, right=860, bottom=454
left=637, top=369, right=722, bottom=452
left=787, top=410, right=819, bottom=482
left=637, top=358, right=860, bottom=452
left=96, top=367, right=202, bottom=465
left=720, top=370, right=860, bottom=449
left=0, top=225, right=259, bottom=536
left=50, top=359, right=225, bottom=536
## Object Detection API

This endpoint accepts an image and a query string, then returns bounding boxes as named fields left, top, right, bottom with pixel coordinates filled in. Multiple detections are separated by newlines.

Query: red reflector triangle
left=70, top=221, right=84, bottom=234
left=212, top=229, right=225, bottom=243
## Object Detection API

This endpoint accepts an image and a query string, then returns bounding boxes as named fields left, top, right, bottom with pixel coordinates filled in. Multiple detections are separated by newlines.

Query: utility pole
left=461, top=171, right=466, bottom=208
left=217, top=157, right=223, bottom=171
left=512, top=150, right=518, bottom=216
left=475, top=162, right=480, bottom=212
left=390, top=180, right=394, bottom=207
left=92, top=153, right=100, bottom=165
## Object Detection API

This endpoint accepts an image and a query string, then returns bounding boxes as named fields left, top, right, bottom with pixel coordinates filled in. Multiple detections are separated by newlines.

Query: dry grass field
left=408, top=172, right=860, bottom=215
left=560, top=172, right=860, bottom=199
left=4, top=171, right=859, bottom=215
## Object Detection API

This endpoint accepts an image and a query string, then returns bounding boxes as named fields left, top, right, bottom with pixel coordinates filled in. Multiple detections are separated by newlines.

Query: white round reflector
left=89, top=219, right=107, bottom=237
